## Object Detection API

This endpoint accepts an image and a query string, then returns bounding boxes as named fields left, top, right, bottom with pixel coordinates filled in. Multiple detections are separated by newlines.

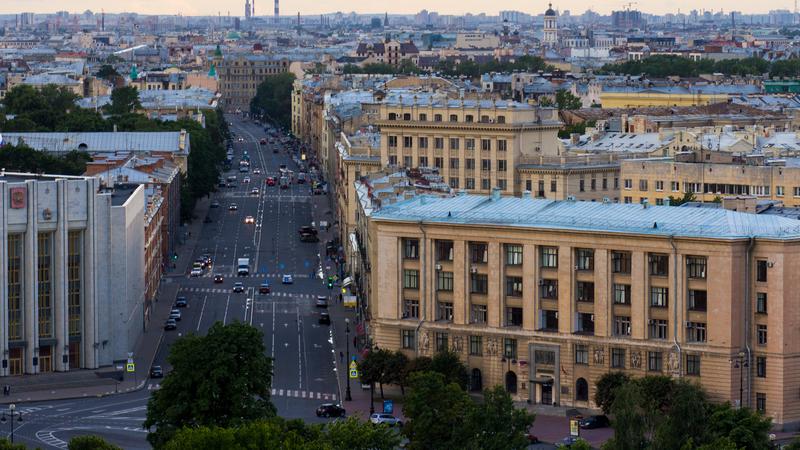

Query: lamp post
left=1, top=403, right=22, bottom=443
left=732, top=351, right=749, bottom=408
left=345, top=318, right=352, bottom=401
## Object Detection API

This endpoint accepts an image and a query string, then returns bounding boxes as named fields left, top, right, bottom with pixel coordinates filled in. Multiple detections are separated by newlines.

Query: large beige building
left=215, top=53, right=289, bottom=113
left=375, top=96, right=562, bottom=195
left=368, top=193, right=800, bottom=429
left=620, top=149, right=800, bottom=207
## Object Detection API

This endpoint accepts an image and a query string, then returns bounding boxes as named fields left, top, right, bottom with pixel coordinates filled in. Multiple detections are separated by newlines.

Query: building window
left=686, top=354, right=701, bottom=376
left=505, top=244, right=523, bottom=265
left=614, top=316, right=631, bottom=336
left=437, top=302, right=454, bottom=322
left=436, top=240, right=454, bottom=261
left=419, top=113, right=427, bottom=121
left=756, top=260, right=768, bottom=282
left=469, top=335, right=483, bottom=356
left=437, top=271, right=454, bottom=291
left=435, top=138, right=445, bottom=150
left=540, top=279, right=558, bottom=299
left=403, top=136, right=413, bottom=148
left=649, top=254, right=668, bottom=276
left=648, top=351, right=663, bottom=372
left=613, top=284, right=631, bottom=304
left=470, top=273, right=488, bottom=294
left=577, top=312, right=594, bottom=334
left=497, top=160, right=507, bottom=172
left=466, top=139, right=476, bottom=151
left=403, top=269, right=419, bottom=289
left=481, top=139, right=491, bottom=151
left=757, top=324, right=767, bottom=345
left=503, top=338, right=518, bottom=359
left=481, top=159, right=491, bottom=171
left=639, top=179, right=648, bottom=191
left=498, top=139, right=507, bottom=151
left=756, top=292, right=767, bottom=314
left=686, top=256, right=707, bottom=279
left=671, top=181, right=679, bottom=191
left=655, top=180, right=664, bottom=191
left=403, top=156, right=412, bottom=167
left=756, top=393, right=766, bottom=413
left=389, top=155, right=397, bottom=165
left=688, top=290, right=707, bottom=311
left=649, top=319, right=668, bottom=340
left=38, top=232, right=53, bottom=339
left=540, top=247, right=558, bottom=268
left=470, top=242, right=488, bottom=264
left=506, top=276, right=523, bottom=297
left=403, top=299, right=419, bottom=319
left=68, top=231, right=82, bottom=337
left=505, top=307, right=523, bottom=327
left=402, top=330, right=416, bottom=349
left=449, top=114, right=458, bottom=122
left=591, top=179, right=596, bottom=191
left=579, top=179, right=585, bottom=192
left=388, top=136, right=397, bottom=147
left=434, top=157, right=443, bottom=169
left=7, top=234, right=23, bottom=341
left=434, top=114, right=442, bottom=122
left=497, top=116, right=506, bottom=124
left=403, top=238, right=419, bottom=259
left=449, top=158, right=459, bottom=169
left=612, top=251, right=631, bottom=274
left=576, top=282, right=594, bottom=302
left=449, top=178, right=459, bottom=189
left=541, top=310, right=558, bottom=330
left=650, top=287, right=668, bottom=307
left=465, top=178, right=475, bottom=189
left=624, top=179, right=632, bottom=189
left=756, top=356, right=766, bottom=378
left=575, top=344, right=589, bottom=365
left=418, top=137, right=429, bottom=148
left=576, top=248, right=594, bottom=270
left=687, top=322, right=706, bottom=343
left=551, top=180, right=557, bottom=192
left=449, top=138, right=460, bottom=150
left=611, top=348, right=626, bottom=368
left=435, top=332, right=448, bottom=352
left=419, top=156, right=429, bottom=167
left=470, top=304, right=487, bottom=324
left=479, top=179, right=489, bottom=190
left=465, top=158, right=475, bottom=170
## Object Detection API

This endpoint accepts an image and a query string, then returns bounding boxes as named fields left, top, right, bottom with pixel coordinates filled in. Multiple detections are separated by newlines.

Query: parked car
left=369, top=413, right=402, bottom=427
left=233, top=282, right=245, bottom=293
left=282, top=274, right=294, bottom=284
left=579, top=415, right=610, bottom=429
left=316, top=404, right=345, bottom=418
left=260, top=138, right=267, bottom=145
left=214, top=274, right=224, bottom=283
left=315, top=296, right=328, bottom=308
left=169, top=309, right=182, bottom=321
left=149, top=365, right=164, bottom=378
left=318, top=312, right=331, bottom=325
left=164, top=319, right=177, bottom=330
left=259, top=282, right=271, bottom=294
left=210, top=201, right=220, bottom=208
left=299, top=233, right=319, bottom=242
left=174, top=297, right=188, bottom=307
left=298, top=226, right=317, bottom=235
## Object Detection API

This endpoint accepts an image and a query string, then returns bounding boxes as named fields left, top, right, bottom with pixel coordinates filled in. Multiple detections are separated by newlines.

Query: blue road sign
left=383, top=400, right=393, bottom=414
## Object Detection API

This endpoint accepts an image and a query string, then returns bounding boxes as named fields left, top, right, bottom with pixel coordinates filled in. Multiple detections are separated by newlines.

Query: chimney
left=491, top=187, right=502, bottom=201
left=664, top=198, right=671, bottom=206
left=642, top=199, right=649, bottom=209
left=522, top=190, right=531, bottom=199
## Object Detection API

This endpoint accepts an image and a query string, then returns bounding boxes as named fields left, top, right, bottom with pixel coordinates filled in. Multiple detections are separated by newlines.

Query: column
left=23, top=181, right=38, bottom=374
left=452, top=240, right=466, bottom=325
left=486, top=241, right=501, bottom=328
left=83, top=178, right=98, bottom=369
left=53, top=180, right=68, bottom=371
left=0, top=182, right=8, bottom=376
left=522, top=244, right=536, bottom=331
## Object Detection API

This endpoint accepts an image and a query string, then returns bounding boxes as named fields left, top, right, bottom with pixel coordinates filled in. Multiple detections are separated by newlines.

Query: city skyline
left=1, top=0, right=799, bottom=17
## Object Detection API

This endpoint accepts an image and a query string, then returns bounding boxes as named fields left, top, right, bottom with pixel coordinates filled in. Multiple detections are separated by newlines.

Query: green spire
left=214, top=44, right=222, bottom=57
left=208, top=63, right=217, bottom=77
left=130, top=64, right=138, bottom=80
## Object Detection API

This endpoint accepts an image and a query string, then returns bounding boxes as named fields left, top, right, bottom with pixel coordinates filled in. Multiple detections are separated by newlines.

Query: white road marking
left=196, top=295, right=208, bottom=332
left=223, top=293, right=231, bottom=325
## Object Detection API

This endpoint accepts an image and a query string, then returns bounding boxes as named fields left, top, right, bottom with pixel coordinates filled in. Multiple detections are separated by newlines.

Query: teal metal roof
left=371, top=195, right=800, bottom=240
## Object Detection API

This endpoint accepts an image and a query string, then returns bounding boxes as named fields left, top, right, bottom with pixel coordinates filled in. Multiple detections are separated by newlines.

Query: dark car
left=150, top=365, right=164, bottom=378
left=214, top=274, right=224, bottom=283
left=174, top=297, right=188, bottom=307
left=259, top=281, right=271, bottom=294
left=579, top=415, right=610, bottom=429
left=315, top=296, right=328, bottom=308
left=233, top=282, right=245, bottom=293
left=298, top=226, right=317, bottom=235
left=316, top=403, right=345, bottom=418
left=318, top=312, right=331, bottom=325
left=210, top=201, right=220, bottom=208
left=299, top=233, right=319, bottom=243
left=164, top=319, right=177, bottom=330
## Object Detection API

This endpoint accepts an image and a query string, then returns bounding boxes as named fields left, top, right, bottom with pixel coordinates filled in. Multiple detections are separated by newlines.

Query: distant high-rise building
left=274, top=0, right=279, bottom=24
left=384, top=12, right=389, bottom=27
left=245, top=0, right=251, bottom=20
left=611, top=9, right=644, bottom=29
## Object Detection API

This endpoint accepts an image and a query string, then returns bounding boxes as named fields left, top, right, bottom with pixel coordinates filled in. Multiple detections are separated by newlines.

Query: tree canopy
left=599, top=55, right=771, bottom=78
left=144, top=322, right=276, bottom=448
left=105, top=86, right=142, bottom=115
left=250, top=72, right=296, bottom=130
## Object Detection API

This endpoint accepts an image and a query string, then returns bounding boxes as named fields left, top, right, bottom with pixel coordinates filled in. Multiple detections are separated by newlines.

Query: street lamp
left=0, top=404, right=22, bottom=443
left=345, top=318, right=352, bottom=401
left=731, top=351, right=749, bottom=408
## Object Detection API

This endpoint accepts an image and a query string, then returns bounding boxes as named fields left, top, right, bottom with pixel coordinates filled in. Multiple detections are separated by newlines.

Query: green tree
left=594, top=372, right=631, bottom=414
left=668, top=192, right=697, bottom=206
left=463, top=386, right=534, bottom=450
left=96, top=64, right=120, bottom=80
left=403, top=371, right=474, bottom=450
left=106, top=86, right=141, bottom=115
left=0, top=439, right=27, bottom=450
left=538, top=96, right=555, bottom=107
left=0, top=144, right=90, bottom=175
left=250, top=72, right=296, bottom=130
left=385, top=350, right=410, bottom=395
left=144, top=322, right=276, bottom=448
left=68, top=435, right=123, bottom=450
left=555, top=89, right=582, bottom=110
left=652, top=380, right=709, bottom=450
left=603, top=382, right=647, bottom=450
left=429, top=350, right=469, bottom=390
left=325, top=416, right=403, bottom=450
left=162, top=418, right=320, bottom=450
left=705, top=403, right=773, bottom=450
left=359, top=348, right=393, bottom=398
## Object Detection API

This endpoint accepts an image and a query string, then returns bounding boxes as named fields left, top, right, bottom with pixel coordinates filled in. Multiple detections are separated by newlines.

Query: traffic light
left=326, top=276, right=334, bottom=289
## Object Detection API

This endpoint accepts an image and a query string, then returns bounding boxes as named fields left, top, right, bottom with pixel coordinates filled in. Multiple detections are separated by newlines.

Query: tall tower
left=274, top=0, right=279, bottom=24
left=542, top=3, right=558, bottom=47
left=245, top=0, right=251, bottom=20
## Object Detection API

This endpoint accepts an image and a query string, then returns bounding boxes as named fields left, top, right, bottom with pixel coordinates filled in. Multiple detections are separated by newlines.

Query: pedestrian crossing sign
left=349, top=369, right=358, bottom=379
left=126, top=363, right=135, bottom=373
left=349, top=360, right=358, bottom=379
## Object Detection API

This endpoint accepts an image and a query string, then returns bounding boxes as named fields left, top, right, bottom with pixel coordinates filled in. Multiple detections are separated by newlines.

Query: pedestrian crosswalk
left=147, top=383, right=160, bottom=390
left=271, top=388, right=336, bottom=401
left=178, top=287, right=321, bottom=299
left=198, top=272, right=314, bottom=279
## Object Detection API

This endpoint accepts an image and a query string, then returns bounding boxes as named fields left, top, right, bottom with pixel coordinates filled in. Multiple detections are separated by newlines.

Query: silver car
left=369, top=413, right=402, bottom=427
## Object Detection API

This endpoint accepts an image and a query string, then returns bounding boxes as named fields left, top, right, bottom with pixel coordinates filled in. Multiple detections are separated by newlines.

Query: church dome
left=545, top=3, right=557, bottom=16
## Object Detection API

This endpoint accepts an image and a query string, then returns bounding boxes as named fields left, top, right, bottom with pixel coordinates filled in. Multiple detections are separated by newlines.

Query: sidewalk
left=0, top=198, right=212, bottom=405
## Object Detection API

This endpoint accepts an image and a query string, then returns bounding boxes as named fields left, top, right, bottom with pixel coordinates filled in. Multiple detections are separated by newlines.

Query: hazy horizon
left=1, top=0, right=798, bottom=18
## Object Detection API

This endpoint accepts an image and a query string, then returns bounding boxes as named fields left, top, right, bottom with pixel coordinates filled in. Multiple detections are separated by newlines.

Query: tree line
left=0, top=84, right=229, bottom=221
left=597, top=54, right=800, bottom=79
left=340, top=55, right=555, bottom=79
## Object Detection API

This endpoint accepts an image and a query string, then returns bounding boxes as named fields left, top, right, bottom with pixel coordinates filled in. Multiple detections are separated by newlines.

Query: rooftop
left=1, top=131, right=189, bottom=154
left=371, top=194, right=800, bottom=240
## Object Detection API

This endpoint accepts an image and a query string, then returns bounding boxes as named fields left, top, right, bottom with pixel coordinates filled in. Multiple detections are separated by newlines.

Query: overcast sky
left=0, top=0, right=797, bottom=16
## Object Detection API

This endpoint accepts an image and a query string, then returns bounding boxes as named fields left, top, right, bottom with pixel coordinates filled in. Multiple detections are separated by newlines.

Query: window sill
left=538, top=328, right=558, bottom=333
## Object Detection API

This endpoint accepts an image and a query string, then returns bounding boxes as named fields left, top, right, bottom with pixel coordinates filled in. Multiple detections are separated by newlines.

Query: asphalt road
left=8, top=116, right=342, bottom=449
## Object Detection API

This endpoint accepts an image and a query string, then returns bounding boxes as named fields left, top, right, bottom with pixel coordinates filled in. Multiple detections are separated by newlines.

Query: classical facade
left=369, top=193, right=800, bottom=429
left=0, top=173, right=145, bottom=376
left=215, top=53, right=290, bottom=113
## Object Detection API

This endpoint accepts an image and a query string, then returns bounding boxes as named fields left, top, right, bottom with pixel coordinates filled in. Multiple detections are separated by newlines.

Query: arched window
left=505, top=371, right=518, bottom=394
left=576, top=377, right=589, bottom=402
